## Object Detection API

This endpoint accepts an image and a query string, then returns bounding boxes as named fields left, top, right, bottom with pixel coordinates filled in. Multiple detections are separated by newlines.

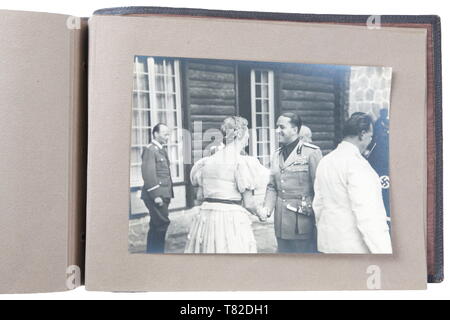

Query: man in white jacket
left=313, top=112, right=392, bottom=254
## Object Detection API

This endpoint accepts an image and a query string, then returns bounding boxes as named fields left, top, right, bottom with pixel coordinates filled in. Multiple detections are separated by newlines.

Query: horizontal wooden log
left=281, top=80, right=335, bottom=93
left=190, top=87, right=236, bottom=100
left=301, top=117, right=335, bottom=125
left=307, top=124, right=336, bottom=132
left=190, top=121, right=223, bottom=130
left=282, top=101, right=336, bottom=110
left=312, top=132, right=336, bottom=140
left=281, top=90, right=335, bottom=102
left=190, top=104, right=236, bottom=115
left=192, top=130, right=223, bottom=142
left=296, top=110, right=335, bottom=117
left=188, top=70, right=235, bottom=83
left=190, top=98, right=236, bottom=106
left=280, top=72, right=334, bottom=84
left=188, top=62, right=235, bottom=73
left=191, top=138, right=223, bottom=148
left=191, top=121, right=223, bottom=132
left=191, top=115, right=230, bottom=122
left=189, top=80, right=235, bottom=90
left=191, top=59, right=235, bottom=66
left=277, top=63, right=343, bottom=77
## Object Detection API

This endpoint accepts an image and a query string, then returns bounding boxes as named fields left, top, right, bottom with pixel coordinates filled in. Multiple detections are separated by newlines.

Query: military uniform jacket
left=141, top=141, right=174, bottom=202
left=264, top=140, right=323, bottom=240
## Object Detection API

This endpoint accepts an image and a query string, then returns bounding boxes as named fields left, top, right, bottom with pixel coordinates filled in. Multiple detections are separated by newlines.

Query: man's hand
left=154, top=197, right=164, bottom=207
left=256, top=206, right=269, bottom=222
left=261, top=206, right=273, bottom=218
left=266, top=207, right=273, bottom=218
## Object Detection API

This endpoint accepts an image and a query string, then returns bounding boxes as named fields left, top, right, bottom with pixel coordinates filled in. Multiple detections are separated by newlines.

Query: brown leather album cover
left=0, top=6, right=443, bottom=294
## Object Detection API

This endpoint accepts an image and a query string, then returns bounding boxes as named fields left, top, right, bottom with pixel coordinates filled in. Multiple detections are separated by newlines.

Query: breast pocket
left=159, top=176, right=171, bottom=187
left=286, top=163, right=308, bottom=172
left=156, top=157, right=170, bottom=174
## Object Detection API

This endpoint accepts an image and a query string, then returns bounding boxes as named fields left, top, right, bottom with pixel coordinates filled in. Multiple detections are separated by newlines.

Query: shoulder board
left=303, top=142, right=320, bottom=150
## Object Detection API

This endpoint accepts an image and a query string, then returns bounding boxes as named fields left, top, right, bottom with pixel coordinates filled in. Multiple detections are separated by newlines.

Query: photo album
left=0, top=6, right=443, bottom=293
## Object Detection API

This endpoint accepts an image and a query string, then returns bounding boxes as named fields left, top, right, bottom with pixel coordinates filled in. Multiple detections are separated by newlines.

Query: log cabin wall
left=182, top=59, right=239, bottom=207
left=277, top=64, right=350, bottom=155
left=184, top=60, right=238, bottom=162
left=183, top=60, right=350, bottom=160
left=181, top=59, right=350, bottom=208
left=129, top=57, right=350, bottom=214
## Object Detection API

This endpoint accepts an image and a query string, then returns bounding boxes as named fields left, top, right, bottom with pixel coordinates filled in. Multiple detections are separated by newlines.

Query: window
left=130, top=56, right=184, bottom=187
left=250, top=69, right=276, bottom=168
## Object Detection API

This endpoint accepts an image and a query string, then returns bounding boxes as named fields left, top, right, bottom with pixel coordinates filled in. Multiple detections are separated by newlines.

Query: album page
left=86, top=14, right=428, bottom=291
left=0, top=10, right=87, bottom=293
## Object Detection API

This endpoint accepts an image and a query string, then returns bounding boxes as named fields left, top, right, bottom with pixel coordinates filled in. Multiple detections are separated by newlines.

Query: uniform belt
left=204, top=198, right=242, bottom=205
left=282, top=195, right=312, bottom=200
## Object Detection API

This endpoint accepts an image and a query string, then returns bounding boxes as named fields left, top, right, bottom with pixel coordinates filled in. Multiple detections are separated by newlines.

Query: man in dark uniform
left=367, top=108, right=390, bottom=220
left=263, top=113, right=323, bottom=253
left=141, top=123, right=174, bottom=253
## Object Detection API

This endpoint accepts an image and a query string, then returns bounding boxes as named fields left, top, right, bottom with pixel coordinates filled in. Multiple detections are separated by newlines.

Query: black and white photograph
left=128, top=56, right=393, bottom=255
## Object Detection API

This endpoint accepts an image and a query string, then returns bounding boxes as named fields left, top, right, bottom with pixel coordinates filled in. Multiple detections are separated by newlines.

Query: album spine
left=67, top=18, right=89, bottom=286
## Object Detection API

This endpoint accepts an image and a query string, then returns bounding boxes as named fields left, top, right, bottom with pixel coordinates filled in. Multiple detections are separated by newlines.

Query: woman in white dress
left=184, top=116, right=269, bottom=254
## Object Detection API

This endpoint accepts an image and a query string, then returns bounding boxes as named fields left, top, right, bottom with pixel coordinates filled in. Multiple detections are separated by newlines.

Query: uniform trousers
left=144, top=198, right=171, bottom=253
left=276, top=235, right=317, bottom=254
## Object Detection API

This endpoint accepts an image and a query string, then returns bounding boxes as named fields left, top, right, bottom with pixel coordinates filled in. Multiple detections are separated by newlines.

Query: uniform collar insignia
left=152, top=140, right=163, bottom=150
left=303, top=142, right=319, bottom=149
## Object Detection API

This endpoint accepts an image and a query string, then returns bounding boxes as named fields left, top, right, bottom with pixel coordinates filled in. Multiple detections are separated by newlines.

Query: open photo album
left=0, top=7, right=443, bottom=293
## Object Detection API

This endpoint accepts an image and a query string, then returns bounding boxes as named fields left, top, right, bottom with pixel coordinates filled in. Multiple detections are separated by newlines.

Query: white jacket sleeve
left=312, top=162, right=325, bottom=224
left=347, top=161, right=393, bottom=254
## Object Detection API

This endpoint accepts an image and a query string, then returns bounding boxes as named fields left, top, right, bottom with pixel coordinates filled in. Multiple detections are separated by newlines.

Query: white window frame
left=250, top=69, right=276, bottom=168
left=130, top=57, right=184, bottom=187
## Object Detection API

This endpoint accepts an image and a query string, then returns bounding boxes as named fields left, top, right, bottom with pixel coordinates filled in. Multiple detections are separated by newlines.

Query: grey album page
left=86, top=14, right=428, bottom=291
left=0, top=11, right=86, bottom=293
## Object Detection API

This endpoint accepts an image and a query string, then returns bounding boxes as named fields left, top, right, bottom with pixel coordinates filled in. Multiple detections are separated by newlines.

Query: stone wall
left=348, top=66, right=392, bottom=120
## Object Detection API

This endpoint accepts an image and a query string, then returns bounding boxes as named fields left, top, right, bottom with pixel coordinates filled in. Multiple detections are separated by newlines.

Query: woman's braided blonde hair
left=220, top=116, right=249, bottom=145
